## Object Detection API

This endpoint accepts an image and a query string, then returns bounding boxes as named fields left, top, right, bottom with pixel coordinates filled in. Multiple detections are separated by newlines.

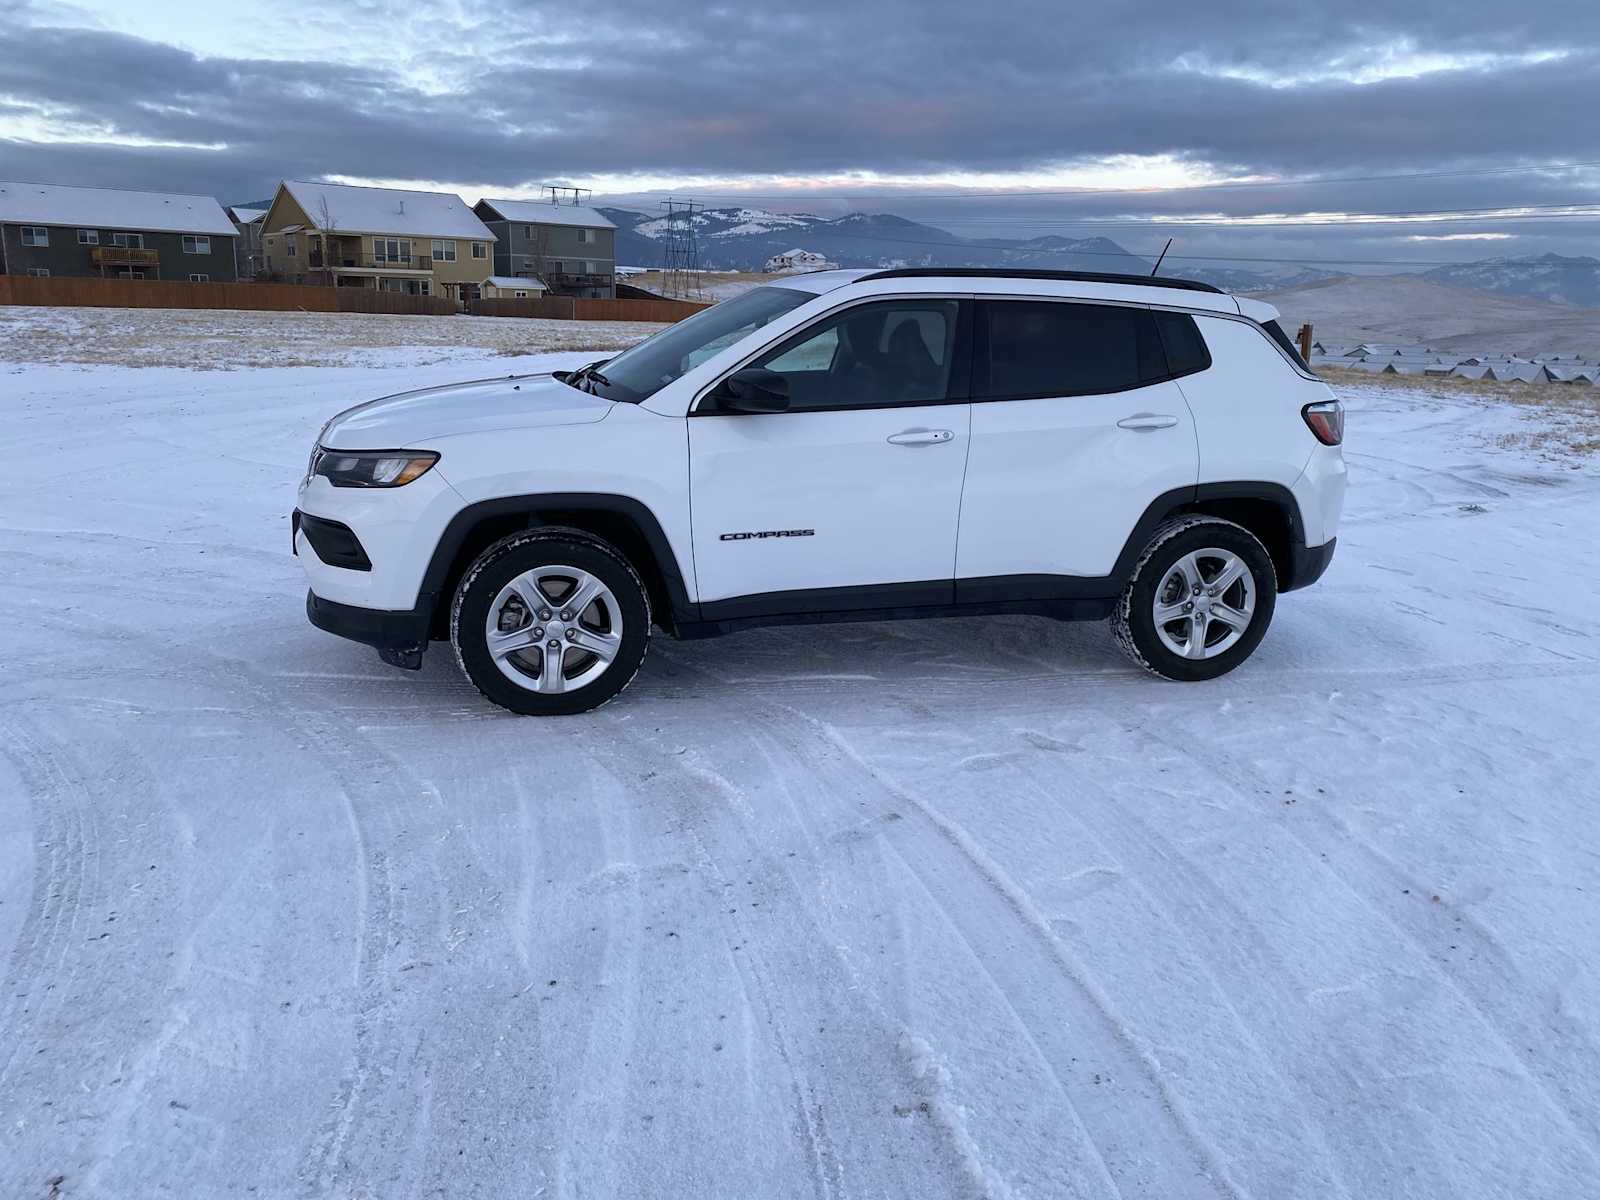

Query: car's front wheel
left=1111, top=516, right=1277, bottom=681
left=451, top=529, right=650, bottom=715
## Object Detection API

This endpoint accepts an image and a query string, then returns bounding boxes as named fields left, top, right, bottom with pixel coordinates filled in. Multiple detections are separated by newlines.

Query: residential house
left=481, top=275, right=549, bottom=299
left=0, top=180, right=239, bottom=281
left=472, top=199, right=616, bottom=298
left=228, top=205, right=268, bottom=277
left=764, top=248, right=838, bottom=273
left=259, top=181, right=495, bottom=302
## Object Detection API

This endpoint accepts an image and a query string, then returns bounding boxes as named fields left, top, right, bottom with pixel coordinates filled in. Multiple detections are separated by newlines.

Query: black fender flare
left=1109, top=481, right=1310, bottom=589
left=419, top=493, right=696, bottom=628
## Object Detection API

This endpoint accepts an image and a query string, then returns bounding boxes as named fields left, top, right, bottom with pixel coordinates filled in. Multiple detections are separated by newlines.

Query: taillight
left=1302, top=399, right=1344, bottom=446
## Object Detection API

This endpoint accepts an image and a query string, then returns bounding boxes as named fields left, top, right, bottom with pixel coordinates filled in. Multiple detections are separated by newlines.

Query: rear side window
left=1259, top=318, right=1306, bottom=367
left=1152, top=311, right=1212, bottom=378
left=978, top=301, right=1165, bottom=399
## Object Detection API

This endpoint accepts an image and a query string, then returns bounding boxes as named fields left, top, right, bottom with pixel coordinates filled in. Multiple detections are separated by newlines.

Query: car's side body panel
left=955, top=377, right=1198, bottom=579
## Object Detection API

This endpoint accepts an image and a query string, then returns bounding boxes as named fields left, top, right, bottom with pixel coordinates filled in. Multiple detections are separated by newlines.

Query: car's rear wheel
left=1112, top=516, right=1277, bottom=681
left=451, top=529, right=650, bottom=715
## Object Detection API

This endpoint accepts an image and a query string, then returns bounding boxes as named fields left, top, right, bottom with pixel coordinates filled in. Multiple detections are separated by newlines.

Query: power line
left=634, top=159, right=1600, bottom=204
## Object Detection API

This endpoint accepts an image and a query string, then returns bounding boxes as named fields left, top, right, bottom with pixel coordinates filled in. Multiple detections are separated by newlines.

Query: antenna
left=1150, top=237, right=1172, bottom=276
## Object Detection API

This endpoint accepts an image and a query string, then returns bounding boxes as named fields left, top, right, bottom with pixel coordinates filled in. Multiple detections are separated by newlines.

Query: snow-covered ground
left=0, top=305, right=663, bottom=370
left=3, top=319, right=1599, bottom=1198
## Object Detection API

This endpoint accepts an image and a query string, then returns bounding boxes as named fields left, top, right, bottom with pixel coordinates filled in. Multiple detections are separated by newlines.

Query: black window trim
left=970, top=296, right=1210, bottom=404
left=690, top=293, right=975, bottom=416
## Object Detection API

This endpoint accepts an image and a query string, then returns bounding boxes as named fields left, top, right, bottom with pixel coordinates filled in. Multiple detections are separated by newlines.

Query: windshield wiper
left=561, top=360, right=614, bottom=395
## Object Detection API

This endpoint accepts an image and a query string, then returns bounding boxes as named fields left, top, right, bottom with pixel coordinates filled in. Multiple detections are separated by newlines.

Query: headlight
left=312, top=448, right=439, bottom=488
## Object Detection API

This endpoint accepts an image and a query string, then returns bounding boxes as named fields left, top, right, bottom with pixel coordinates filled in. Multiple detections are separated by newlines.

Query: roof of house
left=228, top=206, right=267, bottom=225
left=280, top=181, right=494, bottom=240
left=0, top=180, right=238, bottom=236
left=484, top=275, right=546, bottom=290
left=476, top=198, right=616, bottom=230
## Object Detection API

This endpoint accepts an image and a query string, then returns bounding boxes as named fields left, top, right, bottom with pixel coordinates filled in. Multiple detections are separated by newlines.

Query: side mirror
left=716, top=367, right=790, bottom=413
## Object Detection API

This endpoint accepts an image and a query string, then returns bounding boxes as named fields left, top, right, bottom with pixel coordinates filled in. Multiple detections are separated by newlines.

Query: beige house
left=259, top=180, right=495, bottom=302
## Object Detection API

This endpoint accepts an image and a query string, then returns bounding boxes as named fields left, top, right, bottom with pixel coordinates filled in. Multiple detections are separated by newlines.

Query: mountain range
left=600, top=205, right=1600, bottom=306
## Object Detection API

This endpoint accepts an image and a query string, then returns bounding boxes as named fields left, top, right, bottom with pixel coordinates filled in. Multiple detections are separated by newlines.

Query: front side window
left=182, top=235, right=211, bottom=254
left=189, top=273, right=210, bottom=282
left=374, top=237, right=411, bottom=263
left=432, top=239, right=456, bottom=261
left=472, top=242, right=487, bottom=259
left=78, top=229, right=99, bottom=245
left=21, top=226, right=48, bottom=246
left=575, top=284, right=814, bottom=403
left=745, top=300, right=963, bottom=411
left=578, top=228, right=595, bottom=244
left=111, top=232, right=144, bottom=249
left=978, top=300, right=1164, bottom=399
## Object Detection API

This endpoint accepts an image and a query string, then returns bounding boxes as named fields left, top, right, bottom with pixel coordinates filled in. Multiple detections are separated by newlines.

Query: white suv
left=295, top=268, right=1345, bottom=714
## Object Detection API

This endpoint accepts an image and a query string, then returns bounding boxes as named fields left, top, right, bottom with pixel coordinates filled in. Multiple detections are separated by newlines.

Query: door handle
left=1116, top=413, right=1180, bottom=431
left=886, top=429, right=955, bottom=446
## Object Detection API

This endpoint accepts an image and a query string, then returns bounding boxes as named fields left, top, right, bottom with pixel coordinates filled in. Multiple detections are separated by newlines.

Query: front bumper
left=306, top=591, right=433, bottom=669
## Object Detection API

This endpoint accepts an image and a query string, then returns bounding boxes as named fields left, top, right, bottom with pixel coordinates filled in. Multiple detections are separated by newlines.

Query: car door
left=954, top=299, right=1200, bottom=591
left=688, top=297, right=972, bottom=615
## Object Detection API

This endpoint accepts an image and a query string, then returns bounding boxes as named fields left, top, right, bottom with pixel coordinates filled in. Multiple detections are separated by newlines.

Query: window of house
left=182, top=235, right=211, bottom=254
left=514, top=290, right=528, bottom=298
left=432, top=239, right=456, bottom=262
left=418, top=281, right=430, bottom=296
left=111, top=232, right=145, bottom=249
left=27, top=267, right=50, bottom=277
left=373, top=237, right=411, bottom=264
left=77, top=229, right=99, bottom=245
left=472, top=242, right=487, bottom=259
left=977, top=301, right=1166, bottom=399
left=21, top=227, right=49, bottom=247
left=285, top=236, right=297, bottom=256
left=117, top=268, right=146, bottom=279
left=189, top=273, right=210, bottom=283
left=578, top=228, right=595, bottom=245
left=748, top=299, right=962, bottom=412
left=523, top=225, right=533, bottom=238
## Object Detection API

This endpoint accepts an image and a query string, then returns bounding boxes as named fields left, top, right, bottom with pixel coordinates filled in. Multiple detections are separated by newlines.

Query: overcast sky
left=3, top=0, right=1598, bottom=270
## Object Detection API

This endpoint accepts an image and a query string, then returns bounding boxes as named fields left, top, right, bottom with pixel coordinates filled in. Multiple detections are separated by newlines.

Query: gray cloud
left=1, top=0, right=1598, bottom=266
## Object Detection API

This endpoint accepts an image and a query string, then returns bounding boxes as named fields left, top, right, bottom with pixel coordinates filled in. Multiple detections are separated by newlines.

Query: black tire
left=450, top=528, right=650, bottom=715
left=1111, top=516, right=1278, bottom=682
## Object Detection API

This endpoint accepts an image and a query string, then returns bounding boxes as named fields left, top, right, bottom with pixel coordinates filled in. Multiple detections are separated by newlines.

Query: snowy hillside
left=1258, top=274, right=1600, bottom=354
left=1422, top=253, right=1600, bottom=309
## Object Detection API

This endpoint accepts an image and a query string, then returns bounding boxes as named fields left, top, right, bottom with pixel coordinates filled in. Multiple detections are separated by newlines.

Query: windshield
left=574, top=286, right=815, bottom=403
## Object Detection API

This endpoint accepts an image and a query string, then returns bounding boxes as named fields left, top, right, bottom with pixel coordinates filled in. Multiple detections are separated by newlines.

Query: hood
left=320, top=373, right=612, bottom=448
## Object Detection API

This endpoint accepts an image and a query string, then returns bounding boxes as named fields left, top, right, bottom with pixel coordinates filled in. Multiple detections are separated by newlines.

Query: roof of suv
left=768, top=266, right=1250, bottom=316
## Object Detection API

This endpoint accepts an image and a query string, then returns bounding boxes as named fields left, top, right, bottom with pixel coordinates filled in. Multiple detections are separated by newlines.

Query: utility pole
left=659, top=198, right=704, bottom=300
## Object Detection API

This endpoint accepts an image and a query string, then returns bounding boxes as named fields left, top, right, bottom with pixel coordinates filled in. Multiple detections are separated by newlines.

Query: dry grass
left=1320, top=365, right=1600, bottom=458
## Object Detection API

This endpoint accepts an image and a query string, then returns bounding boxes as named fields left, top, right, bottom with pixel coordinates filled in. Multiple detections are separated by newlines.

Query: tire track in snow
left=773, top=705, right=1249, bottom=1200
left=998, top=739, right=1360, bottom=1199
left=1137, top=720, right=1600, bottom=1171
left=0, top=719, right=102, bottom=1102
left=580, top=719, right=848, bottom=1200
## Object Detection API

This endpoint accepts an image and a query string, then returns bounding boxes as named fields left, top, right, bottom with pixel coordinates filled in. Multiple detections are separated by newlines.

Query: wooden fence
left=0, top=274, right=455, bottom=316
left=470, top=295, right=711, bottom=323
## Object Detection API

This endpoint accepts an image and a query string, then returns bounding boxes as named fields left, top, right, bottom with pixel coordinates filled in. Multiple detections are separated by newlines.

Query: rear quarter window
left=1152, top=311, right=1212, bottom=378
left=1259, top=318, right=1307, bottom=367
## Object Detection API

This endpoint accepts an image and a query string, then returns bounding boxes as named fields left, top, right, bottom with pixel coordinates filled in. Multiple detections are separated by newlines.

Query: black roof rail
left=854, top=267, right=1225, bottom=295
